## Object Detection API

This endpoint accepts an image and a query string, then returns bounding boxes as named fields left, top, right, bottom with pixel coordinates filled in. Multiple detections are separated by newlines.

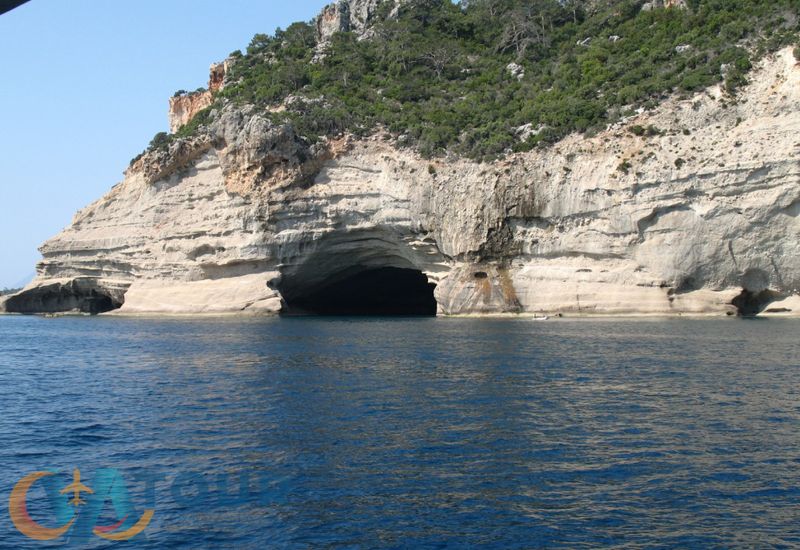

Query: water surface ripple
left=0, top=316, right=798, bottom=548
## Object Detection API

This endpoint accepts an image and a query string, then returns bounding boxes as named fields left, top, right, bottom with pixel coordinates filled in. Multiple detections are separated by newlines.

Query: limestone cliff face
left=316, top=0, right=376, bottom=41
left=641, top=0, right=687, bottom=11
left=168, top=62, right=227, bottom=133
left=3, top=48, right=799, bottom=316
left=315, top=0, right=407, bottom=45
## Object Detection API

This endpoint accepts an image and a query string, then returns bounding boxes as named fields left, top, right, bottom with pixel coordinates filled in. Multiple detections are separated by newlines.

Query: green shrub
left=148, top=132, right=171, bottom=151
left=168, top=0, right=800, bottom=161
left=724, top=68, right=748, bottom=94
left=175, top=107, right=213, bottom=139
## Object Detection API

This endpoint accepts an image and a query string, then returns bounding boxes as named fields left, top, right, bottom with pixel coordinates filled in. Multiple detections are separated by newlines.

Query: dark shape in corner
left=0, top=0, right=30, bottom=16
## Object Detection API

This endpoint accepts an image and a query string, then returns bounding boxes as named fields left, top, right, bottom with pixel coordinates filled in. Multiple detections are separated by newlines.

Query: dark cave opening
left=731, top=288, right=780, bottom=317
left=4, top=283, right=123, bottom=315
left=283, top=267, right=437, bottom=316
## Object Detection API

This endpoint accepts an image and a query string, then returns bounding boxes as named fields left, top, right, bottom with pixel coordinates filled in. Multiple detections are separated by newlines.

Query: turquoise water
left=0, top=315, right=798, bottom=548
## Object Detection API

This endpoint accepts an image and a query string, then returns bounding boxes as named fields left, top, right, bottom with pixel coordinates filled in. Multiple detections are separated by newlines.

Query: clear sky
left=0, top=0, right=329, bottom=289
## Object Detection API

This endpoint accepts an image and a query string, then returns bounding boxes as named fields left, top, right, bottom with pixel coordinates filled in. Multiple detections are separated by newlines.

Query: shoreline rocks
left=3, top=48, right=798, bottom=318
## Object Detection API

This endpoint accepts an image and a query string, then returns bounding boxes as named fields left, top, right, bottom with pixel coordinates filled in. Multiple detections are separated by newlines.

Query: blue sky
left=0, top=0, right=329, bottom=288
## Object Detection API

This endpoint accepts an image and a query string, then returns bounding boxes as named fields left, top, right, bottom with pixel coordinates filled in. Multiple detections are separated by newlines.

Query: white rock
left=5, top=48, right=799, bottom=317
left=506, top=62, right=525, bottom=81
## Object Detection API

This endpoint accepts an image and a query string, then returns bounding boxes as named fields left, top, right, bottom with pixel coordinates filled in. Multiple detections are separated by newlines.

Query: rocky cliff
left=316, top=0, right=398, bottom=44
left=2, top=22, right=798, bottom=316
left=168, top=62, right=227, bottom=133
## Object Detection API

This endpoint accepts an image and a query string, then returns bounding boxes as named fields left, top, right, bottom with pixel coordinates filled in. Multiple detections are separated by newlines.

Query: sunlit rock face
left=168, top=91, right=213, bottom=134
left=316, top=1, right=350, bottom=43
left=315, top=0, right=408, bottom=45
left=167, top=62, right=228, bottom=133
left=4, top=48, right=799, bottom=317
left=641, top=0, right=687, bottom=11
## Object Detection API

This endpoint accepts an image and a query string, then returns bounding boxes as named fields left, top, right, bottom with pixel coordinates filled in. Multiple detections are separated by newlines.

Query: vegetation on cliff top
left=145, top=0, right=799, bottom=162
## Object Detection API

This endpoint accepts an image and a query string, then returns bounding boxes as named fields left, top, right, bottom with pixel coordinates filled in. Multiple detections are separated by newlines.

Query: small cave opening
left=731, top=288, right=781, bottom=317
left=81, top=290, right=121, bottom=315
left=282, top=267, right=437, bottom=316
left=4, top=281, right=124, bottom=315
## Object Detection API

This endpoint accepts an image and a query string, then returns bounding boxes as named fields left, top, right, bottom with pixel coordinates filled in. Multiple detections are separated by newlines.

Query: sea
left=0, top=315, right=798, bottom=548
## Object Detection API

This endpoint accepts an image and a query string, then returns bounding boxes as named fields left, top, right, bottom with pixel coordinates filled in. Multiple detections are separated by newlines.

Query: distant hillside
left=149, top=0, right=798, bottom=161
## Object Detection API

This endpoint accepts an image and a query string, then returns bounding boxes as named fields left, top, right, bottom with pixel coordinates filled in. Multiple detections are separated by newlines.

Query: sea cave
left=281, top=266, right=437, bottom=316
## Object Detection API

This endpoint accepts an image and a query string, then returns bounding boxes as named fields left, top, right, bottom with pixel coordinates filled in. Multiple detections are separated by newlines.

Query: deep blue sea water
left=0, top=315, right=798, bottom=548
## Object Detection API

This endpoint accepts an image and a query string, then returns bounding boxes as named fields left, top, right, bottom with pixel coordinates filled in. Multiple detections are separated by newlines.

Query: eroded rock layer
left=4, top=48, right=799, bottom=316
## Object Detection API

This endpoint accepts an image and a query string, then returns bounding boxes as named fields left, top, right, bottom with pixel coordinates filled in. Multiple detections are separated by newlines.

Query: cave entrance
left=4, top=281, right=124, bottom=315
left=282, top=267, right=437, bottom=316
